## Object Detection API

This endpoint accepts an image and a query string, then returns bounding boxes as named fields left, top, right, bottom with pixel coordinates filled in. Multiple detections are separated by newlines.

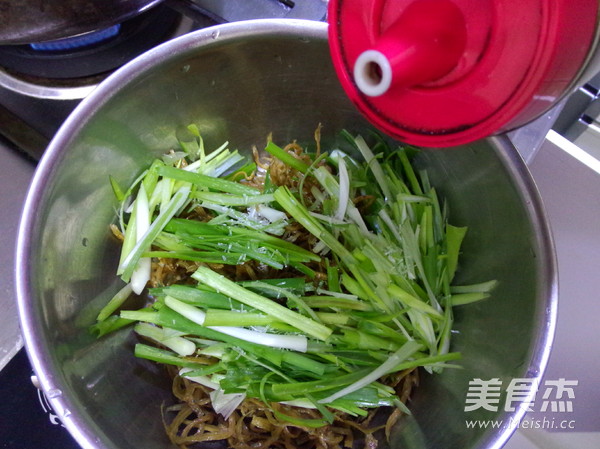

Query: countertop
left=0, top=142, right=34, bottom=371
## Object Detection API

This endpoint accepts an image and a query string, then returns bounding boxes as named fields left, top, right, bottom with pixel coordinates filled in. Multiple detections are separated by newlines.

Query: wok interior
left=21, top=22, right=553, bottom=449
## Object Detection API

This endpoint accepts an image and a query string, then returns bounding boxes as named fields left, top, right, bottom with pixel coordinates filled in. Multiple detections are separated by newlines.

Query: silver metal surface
left=502, top=130, right=600, bottom=448
left=0, top=15, right=196, bottom=101
left=15, top=19, right=556, bottom=449
left=527, top=131, right=600, bottom=431
left=0, top=72, right=97, bottom=101
left=507, top=100, right=567, bottom=164
left=0, top=0, right=164, bottom=44
left=186, top=0, right=327, bottom=22
left=0, top=141, right=35, bottom=371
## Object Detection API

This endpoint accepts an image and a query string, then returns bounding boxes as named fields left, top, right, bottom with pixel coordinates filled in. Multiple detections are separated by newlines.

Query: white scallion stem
left=134, top=323, right=196, bottom=356
left=165, top=296, right=207, bottom=326
left=209, top=326, right=308, bottom=352
left=335, top=156, right=350, bottom=221
left=256, top=204, right=287, bottom=223
left=119, top=185, right=191, bottom=281
left=179, top=368, right=219, bottom=389
left=131, top=184, right=151, bottom=294
left=280, top=399, right=317, bottom=409
left=210, top=389, right=246, bottom=420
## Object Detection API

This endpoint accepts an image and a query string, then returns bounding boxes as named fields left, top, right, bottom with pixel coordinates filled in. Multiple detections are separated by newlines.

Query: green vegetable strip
left=239, top=278, right=307, bottom=297
left=165, top=219, right=319, bottom=262
left=134, top=343, right=205, bottom=368
left=120, top=310, right=162, bottom=323
left=336, top=329, right=400, bottom=351
left=318, top=341, right=421, bottom=404
left=264, top=141, right=311, bottom=174
left=156, top=165, right=261, bottom=196
left=141, top=159, right=163, bottom=198
left=165, top=218, right=229, bottom=235
left=445, top=224, right=468, bottom=282
left=209, top=326, right=308, bottom=352
left=165, top=296, right=207, bottom=326
left=96, top=283, right=133, bottom=322
left=450, top=280, right=498, bottom=294
left=316, top=313, right=350, bottom=325
left=150, top=285, right=247, bottom=310
left=90, top=315, right=136, bottom=337
left=117, top=202, right=138, bottom=270
left=397, top=148, right=423, bottom=195
left=281, top=353, right=326, bottom=377
left=179, top=363, right=225, bottom=378
left=201, top=202, right=286, bottom=234
left=193, top=191, right=275, bottom=206
left=202, top=311, right=278, bottom=327
left=191, top=266, right=332, bottom=341
left=450, top=292, right=492, bottom=306
left=437, top=298, right=453, bottom=356
left=134, top=322, right=196, bottom=356
left=143, top=250, right=247, bottom=265
left=352, top=134, right=392, bottom=200
left=357, top=321, right=408, bottom=344
left=274, top=186, right=354, bottom=264
left=272, top=410, right=328, bottom=429
left=290, top=262, right=317, bottom=279
left=228, top=228, right=320, bottom=262
left=119, top=185, right=191, bottom=281
left=390, top=351, right=462, bottom=372
left=271, top=368, right=372, bottom=396
left=109, top=175, right=126, bottom=201
left=301, top=296, right=373, bottom=311
left=387, top=284, right=443, bottom=318
left=326, top=262, right=341, bottom=292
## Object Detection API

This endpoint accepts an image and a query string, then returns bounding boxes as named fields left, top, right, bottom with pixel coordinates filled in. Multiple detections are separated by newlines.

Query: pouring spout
left=353, top=0, right=467, bottom=97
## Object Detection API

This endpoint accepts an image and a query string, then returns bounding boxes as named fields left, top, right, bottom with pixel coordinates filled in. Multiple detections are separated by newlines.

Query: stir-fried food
left=93, top=125, right=496, bottom=449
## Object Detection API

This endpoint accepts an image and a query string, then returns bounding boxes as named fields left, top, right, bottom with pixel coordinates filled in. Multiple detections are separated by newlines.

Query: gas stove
left=1, top=1, right=599, bottom=448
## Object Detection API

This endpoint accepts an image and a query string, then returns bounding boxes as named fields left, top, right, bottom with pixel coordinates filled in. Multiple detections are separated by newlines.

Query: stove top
left=0, top=5, right=185, bottom=80
left=0, top=350, right=78, bottom=448
left=0, top=0, right=327, bottom=160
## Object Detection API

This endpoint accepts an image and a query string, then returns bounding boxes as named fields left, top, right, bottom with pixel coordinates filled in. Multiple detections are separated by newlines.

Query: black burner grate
left=0, top=4, right=183, bottom=80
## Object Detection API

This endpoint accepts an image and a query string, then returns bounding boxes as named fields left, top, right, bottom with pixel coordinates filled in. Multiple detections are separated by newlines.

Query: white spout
left=353, top=50, right=392, bottom=97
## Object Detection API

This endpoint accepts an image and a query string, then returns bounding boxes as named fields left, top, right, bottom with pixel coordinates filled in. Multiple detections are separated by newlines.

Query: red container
left=328, top=0, right=600, bottom=146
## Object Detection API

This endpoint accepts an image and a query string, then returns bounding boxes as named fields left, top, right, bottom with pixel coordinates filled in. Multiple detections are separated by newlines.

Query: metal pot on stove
left=0, top=0, right=164, bottom=45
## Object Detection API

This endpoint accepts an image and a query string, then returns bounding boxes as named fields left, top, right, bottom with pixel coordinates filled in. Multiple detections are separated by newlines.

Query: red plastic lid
left=328, top=0, right=599, bottom=147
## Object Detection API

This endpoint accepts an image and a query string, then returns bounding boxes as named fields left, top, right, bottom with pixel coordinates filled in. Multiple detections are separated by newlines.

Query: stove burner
left=0, top=5, right=183, bottom=80
left=29, top=25, right=122, bottom=52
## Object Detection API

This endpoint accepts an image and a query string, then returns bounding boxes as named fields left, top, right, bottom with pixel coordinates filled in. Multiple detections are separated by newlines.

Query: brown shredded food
left=163, top=368, right=419, bottom=449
